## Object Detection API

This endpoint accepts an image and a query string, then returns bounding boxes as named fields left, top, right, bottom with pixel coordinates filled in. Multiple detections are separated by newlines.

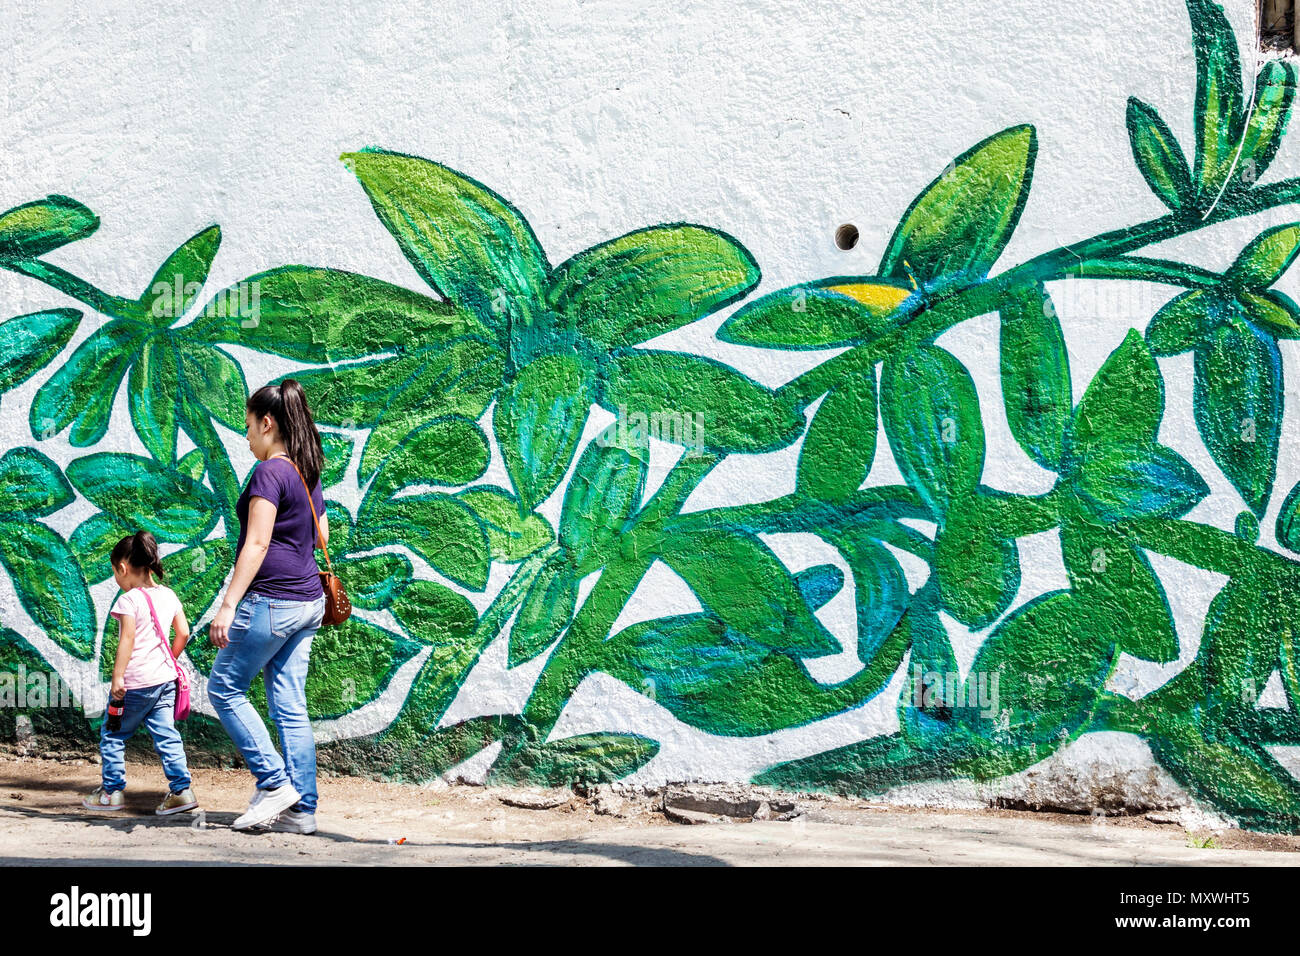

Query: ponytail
left=247, top=378, right=324, bottom=489
left=110, top=531, right=165, bottom=579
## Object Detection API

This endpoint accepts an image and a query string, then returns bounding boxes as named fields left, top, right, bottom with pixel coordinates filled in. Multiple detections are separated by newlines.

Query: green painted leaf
left=0, top=308, right=80, bottom=395
left=496, top=353, right=592, bottom=513
left=1146, top=716, right=1300, bottom=831
left=1235, top=59, right=1297, bottom=190
left=65, top=452, right=218, bottom=542
left=1240, top=289, right=1300, bottom=338
left=0, top=520, right=95, bottom=659
left=343, top=150, right=549, bottom=333
left=510, top=555, right=578, bottom=667
left=717, top=283, right=909, bottom=350
left=1202, top=575, right=1287, bottom=733
left=1060, top=509, right=1178, bottom=662
left=961, top=592, right=1112, bottom=745
left=0, top=446, right=74, bottom=516
left=934, top=496, right=1020, bottom=629
left=793, top=564, right=844, bottom=612
left=1278, top=481, right=1300, bottom=552
left=879, top=345, right=983, bottom=518
left=897, top=588, right=964, bottom=749
left=179, top=343, right=248, bottom=432
left=299, top=615, right=414, bottom=719
left=603, top=613, right=772, bottom=711
left=1227, top=223, right=1300, bottom=289
left=127, top=340, right=180, bottom=463
left=488, top=732, right=659, bottom=787
left=549, top=224, right=759, bottom=349
left=1146, top=290, right=1216, bottom=355
left=347, top=340, right=504, bottom=482
left=1193, top=319, right=1281, bottom=516
left=336, top=552, right=412, bottom=610
left=291, top=335, right=502, bottom=470
left=602, top=350, right=802, bottom=454
left=1075, top=440, right=1209, bottom=521
left=657, top=527, right=839, bottom=656
left=191, top=266, right=488, bottom=361
left=320, top=432, right=352, bottom=487
left=361, top=493, right=489, bottom=591
left=999, top=283, right=1071, bottom=469
left=366, top=417, right=490, bottom=505
left=388, top=579, right=478, bottom=645
left=1070, top=329, right=1163, bottom=455
left=177, top=449, right=206, bottom=483
left=322, top=500, right=355, bottom=555
left=1235, top=509, right=1260, bottom=542
left=164, top=540, right=232, bottom=626
left=1282, top=628, right=1300, bottom=715
left=457, top=487, right=554, bottom=562
left=0, top=195, right=98, bottom=260
left=1126, top=97, right=1193, bottom=211
left=70, top=512, right=131, bottom=582
left=140, top=225, right=221, bottom=325
left=879, top=125, right=1037, bottom=282
left=834, top=528, right=910, bottom=665
left=29, top=321, right=148, bottom=446
left=560, top=424, right=648, bottom=571
left=1187, top=0, right=1245, bottom=203
left=796, top=370, right=877, bottom=500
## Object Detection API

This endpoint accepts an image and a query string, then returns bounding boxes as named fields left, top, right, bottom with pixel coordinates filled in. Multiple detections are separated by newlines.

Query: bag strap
left=270, top=453, right=333, bottom=575
left=139, top=587, right=182, bottom=679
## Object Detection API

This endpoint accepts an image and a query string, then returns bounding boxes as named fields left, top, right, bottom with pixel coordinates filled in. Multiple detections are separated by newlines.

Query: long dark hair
left=247, top=378, right=324, bottom=489
left=110, top=531, right=165, bottom=579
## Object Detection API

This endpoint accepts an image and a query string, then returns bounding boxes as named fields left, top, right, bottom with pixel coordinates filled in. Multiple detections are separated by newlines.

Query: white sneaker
left=232, top=783, right=302, bottom=831
left=263, top=809, right=317, bottom=834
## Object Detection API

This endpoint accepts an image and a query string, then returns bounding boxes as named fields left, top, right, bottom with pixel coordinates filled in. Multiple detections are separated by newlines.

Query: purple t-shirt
left=236, top=456, right=326, bottom=601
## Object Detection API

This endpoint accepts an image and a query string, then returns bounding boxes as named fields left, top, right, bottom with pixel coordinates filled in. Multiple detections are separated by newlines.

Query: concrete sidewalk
left=3, top=754, right=1298, bottom=866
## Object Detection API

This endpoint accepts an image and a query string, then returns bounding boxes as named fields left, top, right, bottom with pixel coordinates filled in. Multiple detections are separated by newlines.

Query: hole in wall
left=835, top=223, right=859, bottom=251
left=1260, top=0, right=1296, bottom=54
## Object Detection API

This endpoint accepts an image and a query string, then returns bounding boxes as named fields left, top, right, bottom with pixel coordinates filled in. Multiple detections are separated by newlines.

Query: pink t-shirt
left=109, top=585, right=181, bottom=690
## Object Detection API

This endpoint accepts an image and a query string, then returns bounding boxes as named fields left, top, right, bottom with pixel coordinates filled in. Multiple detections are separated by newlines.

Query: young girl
left=82, top=531, right=199, bottom=815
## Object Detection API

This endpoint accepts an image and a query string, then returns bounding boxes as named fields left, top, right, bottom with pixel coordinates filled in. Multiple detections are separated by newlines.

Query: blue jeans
left=100, top=680, right=191, bottom=794
left=207, top=591, right=326, bottom=813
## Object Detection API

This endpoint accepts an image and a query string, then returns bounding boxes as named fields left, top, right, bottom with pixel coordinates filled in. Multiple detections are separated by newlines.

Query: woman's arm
left=319, top=512, right=329, bottom=551
left=208, top=495, right=278, bottom=648
left=172, top=606, right=192, bottom=658
left=109, top=613, right=134, bottom=699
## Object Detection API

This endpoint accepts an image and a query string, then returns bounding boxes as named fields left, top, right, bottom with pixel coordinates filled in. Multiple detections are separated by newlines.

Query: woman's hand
left=209, top=604, right=236, bottom=649
left=110, top=676, right=126, bottom=700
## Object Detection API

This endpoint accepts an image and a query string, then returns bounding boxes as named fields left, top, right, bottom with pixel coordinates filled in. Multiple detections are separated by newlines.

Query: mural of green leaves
left=3, top=0, right=1300, bottom=831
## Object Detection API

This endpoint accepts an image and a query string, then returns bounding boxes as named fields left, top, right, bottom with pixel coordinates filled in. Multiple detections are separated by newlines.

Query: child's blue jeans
left=206, top=591, right=326, bottom=814
left=100, top=679, right=191, bottom=794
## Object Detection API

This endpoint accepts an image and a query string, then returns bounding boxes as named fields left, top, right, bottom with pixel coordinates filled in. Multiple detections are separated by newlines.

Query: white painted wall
left=1, top=0, right=1297, bottom=809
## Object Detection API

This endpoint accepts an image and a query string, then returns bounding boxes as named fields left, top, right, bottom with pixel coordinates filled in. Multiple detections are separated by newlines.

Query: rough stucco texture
left=2, top=0, right=1300, bottom=830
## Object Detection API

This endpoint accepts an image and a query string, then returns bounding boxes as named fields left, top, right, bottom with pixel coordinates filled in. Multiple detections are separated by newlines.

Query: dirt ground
left=3, top=752, right=1300, bottom=866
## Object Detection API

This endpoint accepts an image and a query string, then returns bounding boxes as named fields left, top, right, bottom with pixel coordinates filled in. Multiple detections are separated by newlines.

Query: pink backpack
left=140, top=588, right=191, bottom=721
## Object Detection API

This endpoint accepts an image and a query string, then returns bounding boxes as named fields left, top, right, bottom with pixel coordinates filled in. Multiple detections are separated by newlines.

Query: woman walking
left=207, top=378, right=329, bottom=834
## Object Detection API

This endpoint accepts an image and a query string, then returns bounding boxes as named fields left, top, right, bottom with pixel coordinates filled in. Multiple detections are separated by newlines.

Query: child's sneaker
left=263, top=809, right=317, bottom=834
left=82, top=787, right=125, bottom=811
left=155, top=788, right=198, bottom=816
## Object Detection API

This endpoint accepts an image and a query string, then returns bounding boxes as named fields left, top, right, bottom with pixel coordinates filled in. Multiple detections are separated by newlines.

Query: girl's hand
left=209, top=604, right=236, bottom=649
left=110, top=676, right=126, bottom=700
